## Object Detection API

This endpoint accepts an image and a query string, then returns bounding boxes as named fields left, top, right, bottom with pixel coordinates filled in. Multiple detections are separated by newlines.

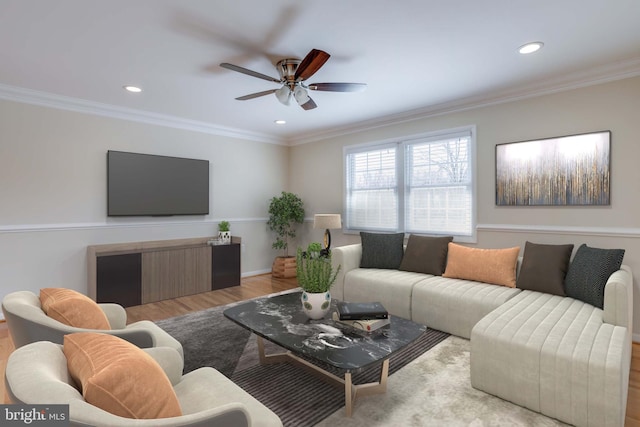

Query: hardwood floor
left=124, top=274, right=299, bottom=323
left=0, top=274, right=638, bottom=426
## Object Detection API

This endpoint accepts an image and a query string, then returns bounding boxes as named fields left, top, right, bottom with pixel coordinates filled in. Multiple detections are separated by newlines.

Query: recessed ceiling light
left=123, top=85, right=142, bottom=93
left=274, top=120, right=286, bottom=125
left=518, top=42, right=544, bottom=55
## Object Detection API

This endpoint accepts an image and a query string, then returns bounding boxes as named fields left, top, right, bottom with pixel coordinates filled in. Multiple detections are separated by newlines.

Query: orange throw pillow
left=40, top=288, right=110, bottom=330
left=64, top=333, right=183, bottom=419
left=443, top=243, right=520, bottom=287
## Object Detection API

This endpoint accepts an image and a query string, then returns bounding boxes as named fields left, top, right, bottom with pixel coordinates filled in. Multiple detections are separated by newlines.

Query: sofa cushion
left=564, top=244, right=625, bottom=309
left=443, top=243, right=520, bottom=287
left=516, top=241, right=574, bottom=296
left=343, top=269, right=429, bottom=319
left=63, top=332, right=182, bottom=419
left=40, top=288, right=110, bottom=330
left=412, top=275, right=521, bottom=339
left=360, top=232, right=405, bottom=269
left=399, top=235, right=453, bottom=275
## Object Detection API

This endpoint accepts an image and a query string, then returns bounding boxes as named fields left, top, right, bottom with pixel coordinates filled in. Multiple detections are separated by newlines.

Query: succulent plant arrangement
left=296, top=242, right=341, bottom=293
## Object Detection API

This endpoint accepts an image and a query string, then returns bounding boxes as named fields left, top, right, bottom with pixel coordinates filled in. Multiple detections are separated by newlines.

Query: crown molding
left=0, top=83, right=284, bottom=145
left=290, top=57, right=640, bottom=145
left=2, top=56, right=639, bottom=148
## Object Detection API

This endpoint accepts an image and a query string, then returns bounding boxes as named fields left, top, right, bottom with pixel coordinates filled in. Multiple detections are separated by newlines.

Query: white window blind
left=344, top=127, right=475, bottom=240
left=345, top=145, right=398, bottom=231
left=405, top=131, right=473, bottom=236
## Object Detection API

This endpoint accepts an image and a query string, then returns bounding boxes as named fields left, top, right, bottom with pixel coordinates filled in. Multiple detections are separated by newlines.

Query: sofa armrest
left=98, top=303, right=127, bottom=329
left=603, top=265, right=633, bottom=332
left=331, top=244, right=362, bottom=301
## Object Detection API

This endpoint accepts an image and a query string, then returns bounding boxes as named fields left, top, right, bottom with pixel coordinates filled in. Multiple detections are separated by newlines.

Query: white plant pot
left=301, top=291, right=331, bottom=320
left=218, top=231, right=231, bottom=244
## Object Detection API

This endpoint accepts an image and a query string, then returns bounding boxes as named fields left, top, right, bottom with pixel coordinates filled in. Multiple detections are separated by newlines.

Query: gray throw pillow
left=399, top=235, right=453, bottom=275
left=516, top=241, right=574, bottom=296
left=564, top=244, right=625, bottom=309
left=360, top=232, right=405, bottom=269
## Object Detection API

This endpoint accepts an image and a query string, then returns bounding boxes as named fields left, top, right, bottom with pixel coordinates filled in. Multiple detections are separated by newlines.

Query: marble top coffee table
left=223, top=291, right=426, bottom=416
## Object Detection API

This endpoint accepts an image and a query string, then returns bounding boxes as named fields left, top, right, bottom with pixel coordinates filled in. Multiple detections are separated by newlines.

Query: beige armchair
left=5, top=341, right=283, bottom=427
left=2, top=290, right=183, bottom=358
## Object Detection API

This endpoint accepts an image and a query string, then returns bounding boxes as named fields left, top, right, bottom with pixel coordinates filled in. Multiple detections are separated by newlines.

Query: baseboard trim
left=477, top=223, right=640, bottom=238
left=242, top=269, right=272, bottom=278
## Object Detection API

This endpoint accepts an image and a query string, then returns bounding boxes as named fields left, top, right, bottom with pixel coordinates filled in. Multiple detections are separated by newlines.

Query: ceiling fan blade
left=235, top=89, right=277, bottom=100
left=220, top=63, right=280, bottom=83
left=294, top=49, right=330, bottom=81
left=308, top=82, right=367, bottom=92
left=300, top=97, right=317, bottom=110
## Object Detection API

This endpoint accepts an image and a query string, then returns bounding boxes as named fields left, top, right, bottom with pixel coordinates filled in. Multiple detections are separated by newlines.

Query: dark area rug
left=155, top=296, right=449, bottom=427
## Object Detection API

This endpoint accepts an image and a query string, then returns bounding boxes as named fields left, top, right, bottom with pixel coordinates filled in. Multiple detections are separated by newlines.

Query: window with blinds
left=344, top=127, right=476, bottom=240
left=345, top=144, right=398, bottom=231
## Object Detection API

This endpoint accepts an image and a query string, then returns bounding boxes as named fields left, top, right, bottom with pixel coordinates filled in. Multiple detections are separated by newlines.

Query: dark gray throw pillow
left=564, top=244, right=625, bottom=309
left=360, top=232, right=405, bottom=269
left=516, top=241, right=574, bottom=296
left=399, top=235, right=453, bottom=275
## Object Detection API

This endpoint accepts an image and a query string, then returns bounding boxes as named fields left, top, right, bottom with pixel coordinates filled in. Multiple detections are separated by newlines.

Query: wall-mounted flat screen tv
left=107, top=150, right=209, bottom=216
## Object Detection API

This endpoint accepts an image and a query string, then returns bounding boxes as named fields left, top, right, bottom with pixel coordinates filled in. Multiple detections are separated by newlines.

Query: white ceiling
left=1, top=0, right=639, bottom=144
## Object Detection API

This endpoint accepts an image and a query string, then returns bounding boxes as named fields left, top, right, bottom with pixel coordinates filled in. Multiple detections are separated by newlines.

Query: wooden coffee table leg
left=345, top=372, right=354, bottom=417
left=257, top=335, right=390, bottom=417
left=256, top=336, right=290, bottom=364
left=345, top=359, right=389, bottom=416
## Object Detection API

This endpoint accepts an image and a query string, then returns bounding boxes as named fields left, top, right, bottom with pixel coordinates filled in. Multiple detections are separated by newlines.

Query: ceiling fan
left=220, top=49, right=366, bottom=110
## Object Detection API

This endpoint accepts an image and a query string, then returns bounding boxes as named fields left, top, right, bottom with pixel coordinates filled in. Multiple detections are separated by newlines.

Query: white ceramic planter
left=218, top=231, right=231, bottom=244
left=301, top=291, right=331, bottom=320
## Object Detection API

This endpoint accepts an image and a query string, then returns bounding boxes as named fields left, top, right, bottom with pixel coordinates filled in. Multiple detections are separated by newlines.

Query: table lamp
left=313, top=214, right=342, bottom=250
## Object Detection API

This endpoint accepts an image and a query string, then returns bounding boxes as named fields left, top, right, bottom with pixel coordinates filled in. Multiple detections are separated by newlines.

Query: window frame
left=343, top=125, right=477, bottom=243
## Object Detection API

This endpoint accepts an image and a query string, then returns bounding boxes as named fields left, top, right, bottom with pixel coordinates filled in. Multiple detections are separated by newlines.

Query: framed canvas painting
left=495, top=131, right=611, bottom=206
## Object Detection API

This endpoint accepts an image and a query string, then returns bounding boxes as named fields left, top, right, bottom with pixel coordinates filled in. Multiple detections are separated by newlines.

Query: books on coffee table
left=336, top=301, right=388, bottom=320
left=332, top=312, right=391, bottom=332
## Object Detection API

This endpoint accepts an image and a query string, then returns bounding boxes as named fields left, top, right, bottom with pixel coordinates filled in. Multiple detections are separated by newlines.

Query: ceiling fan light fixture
left=275, top=86, right=291, bottom=105
left=220, top=48, right=366, bottom=111
left=293, top=85, right=310, bottom=105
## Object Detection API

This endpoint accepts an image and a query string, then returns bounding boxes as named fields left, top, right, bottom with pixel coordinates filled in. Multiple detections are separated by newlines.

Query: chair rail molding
left=0, top=218, right=268, bottom=234
left=477, top=223, right=640, bottom=238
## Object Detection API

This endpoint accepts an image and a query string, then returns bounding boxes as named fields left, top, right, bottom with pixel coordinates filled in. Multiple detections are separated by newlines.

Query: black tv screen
left=107, top=151, right=209, bottom=216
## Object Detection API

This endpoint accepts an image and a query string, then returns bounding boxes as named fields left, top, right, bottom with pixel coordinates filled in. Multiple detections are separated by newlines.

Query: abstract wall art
left=495, top=131, right=611, bottom=206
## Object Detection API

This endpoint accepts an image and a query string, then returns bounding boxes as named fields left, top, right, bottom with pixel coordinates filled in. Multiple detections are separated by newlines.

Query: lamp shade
left=313, top=214, right=342, bottom=230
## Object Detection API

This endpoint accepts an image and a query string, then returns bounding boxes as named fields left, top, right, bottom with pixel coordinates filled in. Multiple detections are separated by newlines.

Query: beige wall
left=0, top=100, right=290, bottom=302
left=290, top=75, right=640, bottom=340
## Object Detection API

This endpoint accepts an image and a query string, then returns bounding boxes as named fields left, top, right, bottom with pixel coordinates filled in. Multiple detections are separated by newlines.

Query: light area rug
left=314, top=336, right=568, bottom=427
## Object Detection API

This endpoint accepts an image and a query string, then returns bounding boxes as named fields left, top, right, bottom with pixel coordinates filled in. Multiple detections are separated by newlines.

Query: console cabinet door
left=142, top=247, right=211, bottom=303
left=96, top=253, right=141, bottom=307
left=212, top=243, right=241, bottom=290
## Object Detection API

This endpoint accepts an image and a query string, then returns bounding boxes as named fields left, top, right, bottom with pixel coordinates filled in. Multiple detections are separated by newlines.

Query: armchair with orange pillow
left=1, top=288, right=183, bottom=358
left=5, top=333, right=282, bottom=427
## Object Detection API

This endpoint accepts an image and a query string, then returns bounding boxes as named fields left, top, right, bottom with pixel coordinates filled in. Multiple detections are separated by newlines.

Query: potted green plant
left=218, top=221, right=231, bottom=244
left=267, top=192, right=305, bottom=278
left=297, top=242, right=341, bottom=319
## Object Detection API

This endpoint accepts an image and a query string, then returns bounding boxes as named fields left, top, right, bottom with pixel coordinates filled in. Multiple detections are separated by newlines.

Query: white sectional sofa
left=331, top=241, right=633, bottom=427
